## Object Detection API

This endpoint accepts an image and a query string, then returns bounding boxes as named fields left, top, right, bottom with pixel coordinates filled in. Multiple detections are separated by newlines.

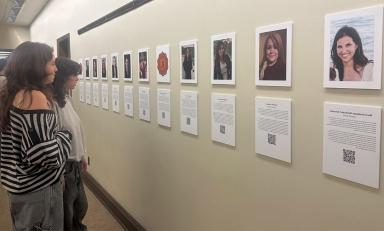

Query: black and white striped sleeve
left=19, top=112, right=72, bottom=172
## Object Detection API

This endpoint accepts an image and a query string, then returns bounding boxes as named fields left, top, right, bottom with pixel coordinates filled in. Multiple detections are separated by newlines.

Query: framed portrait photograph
left=92, top=56, right=98, bottom=80
left=78, top=58, right=83, bottom=79
left=111, top=53, right=119, bottom=81
left=123, top=51, right=132, bottom=82
left=255, top=21, right=292, bottom=87
left=100, top=55, right=107, bottom=80
left=324, top=5, right=383, bottom=89
left=180, top=39, right=198, bottom=84
left=138, top=48, right=149, bottom=82
left=156, top=44, right=170, bottom=83
left=211, top=32, right=235, bottom=85
left=84, top=57, right=90, bottom=79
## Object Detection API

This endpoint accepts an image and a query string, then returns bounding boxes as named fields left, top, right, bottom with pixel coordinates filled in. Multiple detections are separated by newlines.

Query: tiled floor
left=0, top=183, right=124, bottom=230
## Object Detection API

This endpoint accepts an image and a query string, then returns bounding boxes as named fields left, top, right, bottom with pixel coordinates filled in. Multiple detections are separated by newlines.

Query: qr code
left=220, top=125, right=226, bottom=134
left=143, top=110, right=146, bottom=116
left=343, top=149, right=355, bottom=164
left=162, top=112, right=165, bottom=119
left=127, top=104, right=130, bottom=109
left=186, top=117, right=191, bottom=125
left=268, top=133, right=276, bottom=145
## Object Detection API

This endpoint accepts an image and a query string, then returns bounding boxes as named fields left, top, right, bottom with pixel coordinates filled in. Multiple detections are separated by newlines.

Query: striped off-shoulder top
left=0, top=107, right=72, bottom=194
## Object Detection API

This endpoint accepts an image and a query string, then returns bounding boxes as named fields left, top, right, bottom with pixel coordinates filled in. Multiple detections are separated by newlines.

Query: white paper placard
left=78, top=81, right=85, bottom=103
left=139, top=87, right=150, bottom=121
left=112, top=84, right=120, bottom=113
left=92, top=83, right=99, bottom=107
left=85, top=82, right=91, bottom=105
left=124, top=85, right=134, bottom=117
left=157, top=88, right=171, bottom=127
left=156, top=44, right=171, bottom=83
left=255, top=97, right=291, bottom=162
left=323, top=102, right=381, bottom=188
left=101, top=83, right=109, bottom=110
left=180, top=90, right=198, bottom=135
left=211, top=93, right=236, bottom=146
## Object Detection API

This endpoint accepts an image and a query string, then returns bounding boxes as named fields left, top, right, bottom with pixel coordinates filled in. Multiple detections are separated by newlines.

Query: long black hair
left=331, top=26, right=369, bottom=81
left=53, top=57, right=80, bottom=108
left=0, top=41, right=53, bottom=130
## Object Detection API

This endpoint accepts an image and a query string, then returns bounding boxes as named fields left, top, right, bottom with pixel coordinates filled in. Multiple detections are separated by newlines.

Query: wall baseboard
left=82, top=172, right=146, bottom=231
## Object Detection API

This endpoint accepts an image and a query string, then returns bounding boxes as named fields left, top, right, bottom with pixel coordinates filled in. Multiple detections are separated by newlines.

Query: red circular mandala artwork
left=157, top=52, right=168, bottom=76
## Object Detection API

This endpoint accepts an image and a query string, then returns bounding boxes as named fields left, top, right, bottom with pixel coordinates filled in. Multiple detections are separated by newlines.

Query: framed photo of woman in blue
left=324, top=5, right=383, bottom=89
left=256, top=22, right=292, bottom=87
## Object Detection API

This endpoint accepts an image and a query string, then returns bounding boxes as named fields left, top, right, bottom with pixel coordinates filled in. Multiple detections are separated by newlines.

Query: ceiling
left=0, top=0, right=49, bottom=27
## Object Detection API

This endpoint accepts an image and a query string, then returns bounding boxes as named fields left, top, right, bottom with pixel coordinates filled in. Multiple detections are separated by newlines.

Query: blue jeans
left=8, top=181, right=64, bottom=231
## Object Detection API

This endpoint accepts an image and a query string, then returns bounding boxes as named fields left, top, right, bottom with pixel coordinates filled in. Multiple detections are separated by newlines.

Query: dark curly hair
left=53, top=57, right=80, bottom=108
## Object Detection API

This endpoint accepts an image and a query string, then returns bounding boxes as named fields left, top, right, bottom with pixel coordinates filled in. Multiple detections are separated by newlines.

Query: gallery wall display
left=211, top=93, right=236, bottom=146
left=255, top=97, right=292, bottom=163
left=101, top=55, right=108, bottom=80
left=112, top=84, right=120, bottom=113
left=138, top=48, right=149, bottom=82
left=111, top=53, right=119, bottom=81
left=156, top=44, right=171, bottom=83
left=79, top=81, right=85, bottom=103
left=85, top=58, right=90, bottom=79
left=255, top=21, right=292, bottom=87
left=180, top=90, right=198, bottom=135
left=101, top=83, right=109, bottom=110
left=157, top=88, right=171, bottom=127
left=323, top=102, right=381, bottom=188
left=139, top=86, right=150, bottom=121
left=92, top=82, right=100, bottom=107
left=180, top=39, right=198, bottom=84
left=124, top=85, right=134, bottom=117
left=211, top=32, right=236, bottom=85
left=123, top=51, right=133, bottom=82
left=85, top=82, right=92, bottom=104
left=323, top=5, right=383, bottom=89
left=78, top=58, right=83, bottom=80
left=92, top=56, right=98, bottom=80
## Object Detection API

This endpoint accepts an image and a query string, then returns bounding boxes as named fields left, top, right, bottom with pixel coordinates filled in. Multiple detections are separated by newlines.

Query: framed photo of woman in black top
left=256, top=21, right=292, bottom=87
left=138, top=48, right=149, bottom=82
left=111, top=52, right=119, bottom=81
left=85, top=58, right=90, bottom=79
left=211, top=32, right=235, bottom=85
left=180, top=39, right=198, bottom=84
left=123, top=51, right=132, bottom=82
left=101, top=54, right=107, bottom=80
left=92, top=56, right=98, bottom=80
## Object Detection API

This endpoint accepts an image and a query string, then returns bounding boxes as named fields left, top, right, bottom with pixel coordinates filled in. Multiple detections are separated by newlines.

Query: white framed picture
left=123, top=51, right=132, bottom=82
left=111, top=52, right=119, bottom=81
left=92, top=56, right=98, bottom=80
left=138, top=48, right=149, bottom=82
left=78, top=58, right=83, bottom=79
left=156, top=44, right=170, bottom=83
left=255, top=21, right=292, bottom=87
left=100, top=55, right=108, bottom=81
left=84, top=57, right=90, bottom=80
left=323, top=5, right=383, bottom=89
left=180, top=39, right=198, bottom=84
left=211, top=32, right=235, bottom=85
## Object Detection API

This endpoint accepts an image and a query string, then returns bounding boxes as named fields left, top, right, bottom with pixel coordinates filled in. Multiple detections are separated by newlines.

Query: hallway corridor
left=0, top=183, right=124, bottom=230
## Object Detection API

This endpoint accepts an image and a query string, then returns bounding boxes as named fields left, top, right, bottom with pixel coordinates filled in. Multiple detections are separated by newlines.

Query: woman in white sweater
left=53, top=57, right=88, bottom=231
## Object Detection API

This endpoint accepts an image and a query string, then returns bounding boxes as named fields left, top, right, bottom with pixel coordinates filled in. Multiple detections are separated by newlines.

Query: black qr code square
left=162, top=112, right=165, bottom=119
left=343, top=149, right=355, bottom=164
left=220, top=125, right=226, bottom=134
left=186, top=117, right=191, bottom=125
left=268, top=133, right=276, bottom=145
left=143, top=110, right=146, bottom=116
left=127, top=104, right=130, bottom=109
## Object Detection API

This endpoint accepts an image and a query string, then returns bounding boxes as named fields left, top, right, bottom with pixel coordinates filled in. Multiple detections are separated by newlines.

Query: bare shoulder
left=14, top=90, right=50, bottom=110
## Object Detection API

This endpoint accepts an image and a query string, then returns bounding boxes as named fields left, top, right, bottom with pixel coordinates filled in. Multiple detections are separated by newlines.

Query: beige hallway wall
left=31, top=0, right=384, bottom=230
left=0, top=24, right=29, bottom=49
